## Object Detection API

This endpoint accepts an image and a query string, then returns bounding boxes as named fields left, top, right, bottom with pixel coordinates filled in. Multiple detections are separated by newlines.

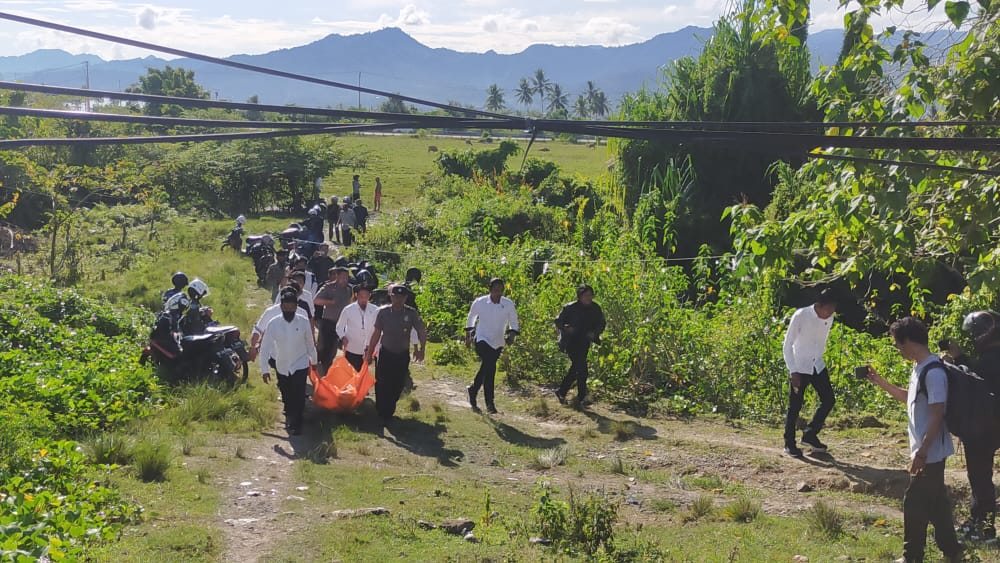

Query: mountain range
left=0, top=27, right=851, bottom=111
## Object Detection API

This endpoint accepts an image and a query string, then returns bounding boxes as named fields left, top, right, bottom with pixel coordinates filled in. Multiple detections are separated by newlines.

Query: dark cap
left=390, top=284, right=411, bottom=296
left=353, top=284, right=371, bottom=294
left=279, top=290, right=298, bottom=304
left=329, top=266, right=350, bottom=274
left=489, top=277, right=505, bottom=289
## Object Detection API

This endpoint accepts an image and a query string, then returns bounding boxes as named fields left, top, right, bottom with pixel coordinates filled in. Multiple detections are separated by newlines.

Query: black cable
left=551, top=118, right=1000, bottom=130
left=0, top=81, right=515, bottom=128
left=0, top=123, right=408, bottom=148
left=807, top=152, right=1000, bottom=177
left=0, top=11, right=508, bottom=120
left=0, top=106, right=352, bottom=129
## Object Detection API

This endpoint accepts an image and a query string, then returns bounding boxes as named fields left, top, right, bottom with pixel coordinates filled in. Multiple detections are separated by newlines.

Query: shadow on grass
left=580, top=409, right=659, bottom=441
left=486, top=417, right=566, bottom=450
left=799, top=452, right=910, bottom=500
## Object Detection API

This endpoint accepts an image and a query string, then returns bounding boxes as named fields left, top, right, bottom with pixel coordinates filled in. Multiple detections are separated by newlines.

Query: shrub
left=687, top=494, right=714, bottom=521
left=84, top=432, right=134, bottom=466
left=431, top=339, right=471, bottom=366
left=534, top=445, right=571, bottom=470
left=132, top=438, right=172, bottom=482
left=567, top=490, right=619, bottom=555
left=806, top=500, right=843, bottom=538
left=723, top=496, right=761, bottom=523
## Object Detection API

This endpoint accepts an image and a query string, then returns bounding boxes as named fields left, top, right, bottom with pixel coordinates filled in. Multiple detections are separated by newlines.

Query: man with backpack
left=949, top=310, right=1000, bottom=542
left=865, top=317, right=962, bottom=563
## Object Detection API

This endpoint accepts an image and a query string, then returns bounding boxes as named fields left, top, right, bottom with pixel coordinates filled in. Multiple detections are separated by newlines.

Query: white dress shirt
left=466, top=294, right=519, bottom=350
left=782, top=304, right=834, bottom=374
left=336, top=301, right=381, bottom=356
left=259, top=313, right=317, bottom=375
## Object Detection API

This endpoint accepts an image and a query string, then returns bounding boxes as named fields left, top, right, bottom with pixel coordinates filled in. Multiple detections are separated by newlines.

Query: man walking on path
left=326, top=196, right=340, bottom=244
left=465, top=278, right=519, bottom=414
left=259, top=290, right=317, bottom=436
left=352, top=174, right=362, bottom=201
left=554, top=284, right=605, bottom=407
left=337, top=284, right=380, bottom=372
left=313, top=266, right=352, bottom=376
left=782, top=288, right=838, bottom=457
left=865, top=317, right=962, bottom=563
left=365, top=284, right=427, bottom=422
left=340, top=198, right=357, bottom=247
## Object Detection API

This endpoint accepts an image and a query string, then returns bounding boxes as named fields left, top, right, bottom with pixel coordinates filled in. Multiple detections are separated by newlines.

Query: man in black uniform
left=365, top=284, right=427, bottom=422
left=554, top=284, right=606, bottom=406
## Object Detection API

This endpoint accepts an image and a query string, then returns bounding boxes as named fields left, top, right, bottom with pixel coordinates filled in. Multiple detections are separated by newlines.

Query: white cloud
left=137, top=7, right=157, bottom=30
left=481, top=17, right=498, bottom=33
left=582, top=17, right=640, bottom=45
left=398, top=4, right=430, bottom=26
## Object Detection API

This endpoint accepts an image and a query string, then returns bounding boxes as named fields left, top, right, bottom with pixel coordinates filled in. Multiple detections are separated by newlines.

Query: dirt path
left=214, top=370, right=974, bottom=559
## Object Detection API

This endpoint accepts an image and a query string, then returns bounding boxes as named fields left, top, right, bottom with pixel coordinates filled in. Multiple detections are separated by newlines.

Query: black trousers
left=470, top=341, right=503, bottom=407
left=965, top=442, right=998, bottom=520
left=558, top=345, right=590, bottom=398
left=903, top=460, right=961, bottom=561
left=375, top=349, right=409, bottom=419
left=316, top=319, right=340, bottom=371
left=328, top=222, right=340, bottom=243
left=276, top=368, right=308, bottom=431
left=342, top=227, right=353, bottom=247
left=344, top=350, right=365, bottom=372
left=783, top=368, right=835, bottom=447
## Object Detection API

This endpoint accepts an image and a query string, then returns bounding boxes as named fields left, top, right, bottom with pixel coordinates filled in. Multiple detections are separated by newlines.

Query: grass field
left=321, top=134, right=612, bottom=209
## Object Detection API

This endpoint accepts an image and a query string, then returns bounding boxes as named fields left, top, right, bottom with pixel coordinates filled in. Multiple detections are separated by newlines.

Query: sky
left=0, top=0, right=955, bottom=61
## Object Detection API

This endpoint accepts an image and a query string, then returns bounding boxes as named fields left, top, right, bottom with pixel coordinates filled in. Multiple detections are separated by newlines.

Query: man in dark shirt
left=313, top=266, right=352, bottom=376
left=326, top=196, right=341, bottom=244
left=365, top=284, right=427, bottom=421
left=265, top=249, right=289, bottom=302
left=554, top=284, right=606, bottom=406
left=354, top=198, right=369, bottom=234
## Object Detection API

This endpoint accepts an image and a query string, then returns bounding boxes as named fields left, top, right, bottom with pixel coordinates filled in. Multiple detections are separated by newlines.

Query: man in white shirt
left=465, top=278, right=519, bottom=414
left=259, top=291, right=317, bottom=436
left=782, top=288, right=837, bottom=457
left=337, top=284, right=380, bottom=372
left=866, top=317, right=961, bottom=563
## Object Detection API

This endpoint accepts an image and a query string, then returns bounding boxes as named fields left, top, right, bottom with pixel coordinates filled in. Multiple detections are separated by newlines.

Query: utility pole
left=83, top=60, right=90, bottom=112
left=358, top=71, right=361, bottom=109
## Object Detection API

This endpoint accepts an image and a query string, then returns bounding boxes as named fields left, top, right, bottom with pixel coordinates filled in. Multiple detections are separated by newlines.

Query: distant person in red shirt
left=374, top=177, right=383, bottom=212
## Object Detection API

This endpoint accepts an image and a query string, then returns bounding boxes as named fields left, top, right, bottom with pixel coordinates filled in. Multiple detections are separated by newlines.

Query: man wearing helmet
left=948, top=310, right=1000, bottom=542
left=180, top=278, right=210, bottom=335
left=162, top=271, right=189, bottom=304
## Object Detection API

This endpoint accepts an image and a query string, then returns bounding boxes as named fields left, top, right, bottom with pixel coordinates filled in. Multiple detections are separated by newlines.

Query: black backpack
left=918, top=360, right=997, bottom=445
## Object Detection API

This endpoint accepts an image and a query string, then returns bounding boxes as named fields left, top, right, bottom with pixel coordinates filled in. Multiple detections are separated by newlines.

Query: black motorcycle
left=279, top=223, right=317, bottom=258
left=244, top=234, right=276, bottom=286
left=222, top=224, right=244, bottom=252
left=140, top=313, right=250, bottom=385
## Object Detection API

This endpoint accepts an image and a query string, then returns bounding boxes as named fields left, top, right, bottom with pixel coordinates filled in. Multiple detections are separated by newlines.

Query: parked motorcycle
left=140, top=311, right=250, bottom=385
left=244, top=234, right=275, bottom=286
left=279, top=222, right=316, bottom=258
left=221, top=216, right=246, bottom=252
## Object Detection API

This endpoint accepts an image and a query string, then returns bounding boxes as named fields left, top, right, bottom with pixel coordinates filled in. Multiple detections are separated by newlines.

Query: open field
left=322, top=134, right=612, bottom=209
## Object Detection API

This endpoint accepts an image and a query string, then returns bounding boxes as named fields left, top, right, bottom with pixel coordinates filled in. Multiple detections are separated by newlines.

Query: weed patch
left=806, top=500, right=844, bottom=538
left=132, top=438, right=173, bottom=482
left=723, top=496, right=761, bottom=523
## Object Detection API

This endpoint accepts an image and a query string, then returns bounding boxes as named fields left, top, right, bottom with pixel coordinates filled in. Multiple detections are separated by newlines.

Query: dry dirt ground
left=211, top=368, right=977, bottom=561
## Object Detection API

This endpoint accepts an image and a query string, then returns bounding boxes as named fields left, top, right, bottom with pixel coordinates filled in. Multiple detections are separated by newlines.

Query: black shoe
left=555, top=391, right=567, bottom=405
left=486, top=405, right=498, bottom=415
left=783, top=445, right=804, bottom=458
left=801, top=432, right=828, bottom=453
left=467, top=386, right=480, bottom=412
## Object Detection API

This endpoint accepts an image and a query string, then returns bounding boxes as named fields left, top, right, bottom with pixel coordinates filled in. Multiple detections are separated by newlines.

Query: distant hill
left=0, top=27, right=855, bottom=110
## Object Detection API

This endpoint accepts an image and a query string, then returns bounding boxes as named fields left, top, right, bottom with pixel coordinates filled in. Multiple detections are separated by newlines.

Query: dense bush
left=0, top=276, right=156, bottom=558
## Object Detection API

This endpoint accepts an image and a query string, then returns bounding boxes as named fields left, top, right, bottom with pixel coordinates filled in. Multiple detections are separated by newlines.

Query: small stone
left=296, top=486, right=310, bottom=491
left=239, top=481, right=253, bottom=487
left=792, top=556, right=809, bottom=562
left=286, top=495, right=305, bottom=501
left=626, top=497, right=640, bottom=506
left=464, top=532, right=479, bottom=543
left=417, top=520, right=437, bottom=530
left=224, top=518, right=259, bottom=526
left=529, top=537, right=552, bottom=546
left=246, top=490, right=262, bottom=497
left=329, top=507, right=391, bottom=519
left=796, top=482, right=813, bottom=493
left=440, top=518, right=475, bottom=535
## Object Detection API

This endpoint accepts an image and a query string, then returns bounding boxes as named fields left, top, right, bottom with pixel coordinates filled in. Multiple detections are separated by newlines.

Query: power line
left=807, top=152, right=1000, bottom=177
left=0, top=11, right=508, bottom=120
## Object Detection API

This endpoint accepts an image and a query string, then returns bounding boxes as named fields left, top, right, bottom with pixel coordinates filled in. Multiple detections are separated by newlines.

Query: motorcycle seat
left=205, top=325, right=237, bottom=335
left=181, top=333, right=216, bottom=344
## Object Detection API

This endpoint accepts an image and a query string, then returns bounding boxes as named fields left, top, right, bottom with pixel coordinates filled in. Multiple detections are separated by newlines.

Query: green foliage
left=806, top=500, right=844, bottom=538
left=436, top=140, right=520, bottom=179
left=132, top=438, right=173, bottom=482
left=125, top=65, right=209, bottom=116
left=722, top=496, right=762, bottom=523
left=531, top=482, right=618, bottom=555
left=430, top=339, right=471, bottom=366
left=0, top=441, right=141, bottom=560
left=687, top=494, right=715, bottom=521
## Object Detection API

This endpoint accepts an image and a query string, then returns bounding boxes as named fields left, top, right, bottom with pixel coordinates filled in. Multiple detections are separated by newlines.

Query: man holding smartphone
left=781, top=288, right=838, bottom=457
left=865, top=317, right=961, bottom=563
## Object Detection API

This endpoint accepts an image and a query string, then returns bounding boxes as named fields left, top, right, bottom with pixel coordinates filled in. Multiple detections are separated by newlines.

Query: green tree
left=245, top=94, right=264, bottom=121
left=546, top=84, right=568, bottom=115
left=531, top=69, right=551, bottom=112
left=485, top=84, right=506, bottom=112
left=125, top=65, right=209, bottom=116
left=378, top=95, right=409, bottom=114
left=590, top=90, right=610, bottom=118
left=572, top=94, right=589, bottom=118
left=515, top=78, right=534, bottom=114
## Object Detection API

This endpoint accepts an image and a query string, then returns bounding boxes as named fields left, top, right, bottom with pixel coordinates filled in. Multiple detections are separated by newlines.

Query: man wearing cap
left=365, top=284, right=427, bottom=421
left=260, top=290, right=317, bottom=435
left=313, top=266, right=352, bottom=375
left=337, top=284, right=380, bottom=372
left=465, top=278, right=519, bottom=414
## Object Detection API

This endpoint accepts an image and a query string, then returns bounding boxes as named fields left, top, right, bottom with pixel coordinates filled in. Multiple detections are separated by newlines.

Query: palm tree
left=590, top=90, right=610, bottom=118
left=531, top=69, right=551, bottom=112
left=485, top=84, right=506, bottom=112
left=546, top=84, right=568, bottom=114
left=572, top=94, right=589, bottom=118
left=584, top=81, right=599, bottom=110
left=515, top=78, right=533, bottom=114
